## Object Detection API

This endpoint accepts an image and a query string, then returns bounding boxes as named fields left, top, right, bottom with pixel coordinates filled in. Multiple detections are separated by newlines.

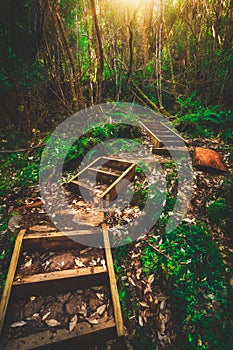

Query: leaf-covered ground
left=0, top=126, right=232, bottom=349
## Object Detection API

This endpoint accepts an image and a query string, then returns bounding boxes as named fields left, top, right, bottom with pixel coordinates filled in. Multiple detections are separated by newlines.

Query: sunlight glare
left=119, top=0, right=141, bottom=8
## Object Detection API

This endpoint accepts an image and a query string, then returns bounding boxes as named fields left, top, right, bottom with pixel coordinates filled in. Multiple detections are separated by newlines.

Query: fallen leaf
left=97, top=304, right=106, bottom=316
left=45, top=319, right=61, bottom=327
left=131, top=252, right=140, bottom=259
left=24, top=259, right=32, bottom=268
left=86, top=317, right=99, bottom=325
left=101, top=259, right=107, bottom=270
left=128, top=276, right=136, bottom=286
left=91, top=286, right=103, bottom=291
left=160, top=300, right=165, bottom=310
left=75, top=258, right=85, bottom=268
left=139, top=302, right=150, bottom=308
left=96, top=293, right=104, bottom=300
left=43, top=260, right=51, bottom=270
left=10, top=320, right=27, bottom=328
left=69, top=314, right=78, bottom=332
left=136, top=268, right=142, bottom=280
left=160, top=322, right=166, bottom=332
left=138, top=315, right=144, bottom=327
left=77, top=310, right=87, bottom=317
left=148, top=274, right=154, bottom=285
left=144, top=285, right=152, bottom=295
left=42, top=311, right=51, bottom=320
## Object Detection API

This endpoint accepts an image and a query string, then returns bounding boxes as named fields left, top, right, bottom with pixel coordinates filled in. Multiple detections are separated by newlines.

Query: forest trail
left=0, top=124, right=232, bottom=350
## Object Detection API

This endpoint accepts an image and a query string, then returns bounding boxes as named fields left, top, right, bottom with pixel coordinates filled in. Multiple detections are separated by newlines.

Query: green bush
left=208, top=178, right=233, bottom=239
left=175, top=93, right=233, bottom=141
left=141, top=223, right=233, bottom=349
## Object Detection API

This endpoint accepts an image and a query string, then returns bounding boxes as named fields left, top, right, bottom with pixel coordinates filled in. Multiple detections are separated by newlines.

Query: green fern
left=176, top=95, right=233, bottom=140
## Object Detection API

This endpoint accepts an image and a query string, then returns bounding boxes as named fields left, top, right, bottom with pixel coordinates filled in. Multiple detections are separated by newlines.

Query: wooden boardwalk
left=139, top=120, right=188, bottom=154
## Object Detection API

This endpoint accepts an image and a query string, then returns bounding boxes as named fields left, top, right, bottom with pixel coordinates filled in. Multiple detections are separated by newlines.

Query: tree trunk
left=49, top=3, right=83, bottom=110
left=90, top=0, right=104, bottom=104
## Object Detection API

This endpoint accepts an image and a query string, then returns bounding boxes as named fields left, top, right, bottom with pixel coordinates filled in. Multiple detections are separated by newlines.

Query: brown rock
left=193, top=147, right=227, bottom=172
left=65, top=295, right=83, bottom=315
left=73, top=209, right=104, bottom=227
left=88, top=295, right=103, bottom=312
left=18, top=260, right=41, bottom=276
left=45, top=301, right=64, bottom=321
left=24, top=296, right=45, bottom=318
left=46, top=252, right=76, bottom=272
left=57, top=292, right=72, bottom=304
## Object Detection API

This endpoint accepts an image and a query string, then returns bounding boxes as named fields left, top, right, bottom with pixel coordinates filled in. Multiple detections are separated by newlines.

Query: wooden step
left=0, top=228, right=125, bottom=349
left=67, top=157, right=136, bottom=202
left=139, top=120, right=187, bottom=148
left=152, top=147, right=190, bottom=156
left=4, top=316, right=116, bottom=350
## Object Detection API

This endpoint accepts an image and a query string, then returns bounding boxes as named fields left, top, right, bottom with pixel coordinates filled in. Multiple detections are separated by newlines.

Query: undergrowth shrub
left=175, top=92, right=233, bottom=141
left=208, top=177, right=233, bottom=239
left=141, top=223, right=233, bottom=350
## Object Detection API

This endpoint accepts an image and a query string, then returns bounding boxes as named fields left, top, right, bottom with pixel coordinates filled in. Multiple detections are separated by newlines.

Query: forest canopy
left=0, top=2, right=233, bottom=349
left=0, top=0, right=232, bottom=140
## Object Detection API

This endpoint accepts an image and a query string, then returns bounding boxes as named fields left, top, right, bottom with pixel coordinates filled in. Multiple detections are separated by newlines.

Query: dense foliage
left=0, top=0, right=233, bottom=137
left=0, top=1, right=232, bottom=349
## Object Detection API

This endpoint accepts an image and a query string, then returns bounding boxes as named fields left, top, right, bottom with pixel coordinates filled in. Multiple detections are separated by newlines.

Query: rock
left=45, top=301, right=64, bottom=321
left=193, top=147, right=227, bottom=172
left=18, top=260, right=41, bottom=276
left=24, top=296, right=45, bottom=318
left=46, top=252, right=76, bottom=272
left=65, top=295, right=83, bottom=315
left=56, top=292, right=72, bottom=304
left=8, top=215, right=23, bottom=233
left=73, top=209, right=104, bottom=227
left=87, top=292, right=103, bottom=312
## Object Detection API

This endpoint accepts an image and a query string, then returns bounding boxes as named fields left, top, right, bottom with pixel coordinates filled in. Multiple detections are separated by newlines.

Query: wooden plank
left=98, top=156, right=134, bottom=165
left=143, top=120, right=187, bottom=143
left=0, top=230, right=26, bottom=334
left=70, top=179, right=96, bottom=193
left=94, top=157, right=134, bottom=172
left=68, top=157, right=133, bottom=185
left=99, top=163, right=135, bottom=200
left=23, top=231, right=97, bottom=251
left=4, top=316, right=116, bottom=350
left=139, top=121, right=162, bottom=147
left=160, top=121, right=187, bottom=143
left=24, top=230, right=96, bottom=239
left=89, top=167, right=122, bottom=177
left=12, top=267, right=108, bottom=299
left=1, top=225, right=124, bottom=349
left=69, top=157, right=136, bottom=202
left=13, top=266, right=107, bottom=286
left=102, top=224, right=124, bottom=338
left=152, top=147, right=189, bottom=156
left=67, top=157, right=101, bottom=183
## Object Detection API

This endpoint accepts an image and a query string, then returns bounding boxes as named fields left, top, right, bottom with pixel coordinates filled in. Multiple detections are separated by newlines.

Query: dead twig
left=148, top=243, right=172, bottom=261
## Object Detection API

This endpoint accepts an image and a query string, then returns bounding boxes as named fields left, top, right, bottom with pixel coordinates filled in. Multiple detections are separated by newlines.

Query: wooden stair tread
left=0, top=228, right=125, bottom=349
left=13, top=266, right=107, bottom=286
left=4, top=316, right=116, bottom=350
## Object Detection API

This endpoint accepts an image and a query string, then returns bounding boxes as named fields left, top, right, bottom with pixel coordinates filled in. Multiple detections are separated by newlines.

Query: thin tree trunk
left=90, top=0, right=104, bottom=104
left=128, top=25, right=134, bottom=79
left=49, top=3, right=83, bottom=110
